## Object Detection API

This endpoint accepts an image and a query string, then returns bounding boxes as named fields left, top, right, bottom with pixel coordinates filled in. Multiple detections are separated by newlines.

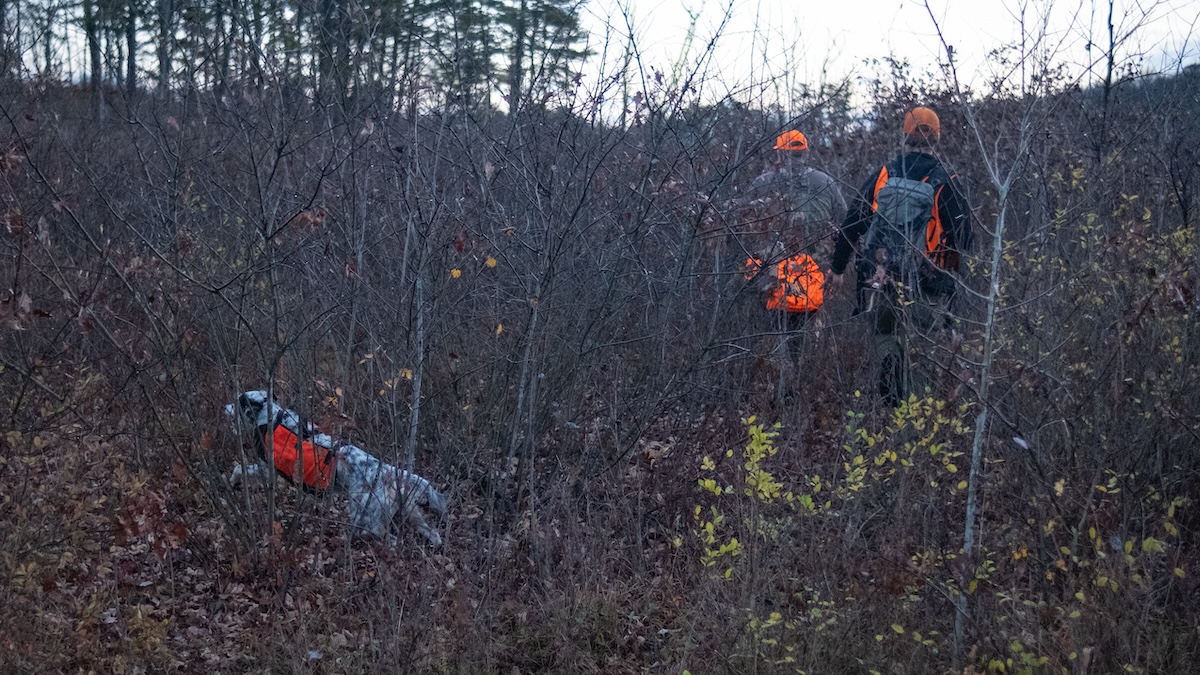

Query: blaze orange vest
left=263, top=424, right=335, bottom=490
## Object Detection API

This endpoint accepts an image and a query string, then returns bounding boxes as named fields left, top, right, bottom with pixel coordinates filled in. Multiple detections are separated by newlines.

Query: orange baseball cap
left=902, top=106, right=940, bottom=139
left=903, top=107, right=940, bottom=139
left=774, top=130, right=809, bottom=151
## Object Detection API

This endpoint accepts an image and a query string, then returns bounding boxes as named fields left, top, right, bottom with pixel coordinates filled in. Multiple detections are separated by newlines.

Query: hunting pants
left=763, top=308, right=819, bottom=403
left=868, top=289, right=951, bottom=407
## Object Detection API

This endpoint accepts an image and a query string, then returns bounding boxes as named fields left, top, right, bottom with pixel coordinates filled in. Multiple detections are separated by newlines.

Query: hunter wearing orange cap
left=826, top=106, right=972, bottom=406
left=742, top=129, right=846, bottom=403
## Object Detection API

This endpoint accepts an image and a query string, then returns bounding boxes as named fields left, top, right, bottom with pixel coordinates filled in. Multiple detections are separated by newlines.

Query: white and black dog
left=226, top=390, right=447, bottom=547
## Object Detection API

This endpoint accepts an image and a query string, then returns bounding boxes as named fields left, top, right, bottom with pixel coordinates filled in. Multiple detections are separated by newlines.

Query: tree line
left=0, top=0, right=589, bottom=114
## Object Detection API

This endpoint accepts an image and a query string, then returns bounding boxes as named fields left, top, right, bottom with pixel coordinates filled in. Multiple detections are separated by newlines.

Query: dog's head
left=225, top=390, right=275, bottom=435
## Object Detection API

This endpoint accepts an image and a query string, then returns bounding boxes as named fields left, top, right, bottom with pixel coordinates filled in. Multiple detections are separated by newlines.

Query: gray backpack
left=862, top=172, right=942, bottom=289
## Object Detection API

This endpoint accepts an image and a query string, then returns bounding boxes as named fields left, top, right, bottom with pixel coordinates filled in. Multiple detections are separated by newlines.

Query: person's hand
left=757, top=265, right=780, bottom=293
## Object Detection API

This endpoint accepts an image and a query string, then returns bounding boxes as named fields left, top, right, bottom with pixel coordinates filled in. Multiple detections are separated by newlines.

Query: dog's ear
left=236, top=392, right=256, bottom=421
left=238, top=390, right=274, bottom=410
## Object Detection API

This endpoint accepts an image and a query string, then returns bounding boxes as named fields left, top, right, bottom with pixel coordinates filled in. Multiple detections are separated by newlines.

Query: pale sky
left=580, top=0, right=1200, bottom=108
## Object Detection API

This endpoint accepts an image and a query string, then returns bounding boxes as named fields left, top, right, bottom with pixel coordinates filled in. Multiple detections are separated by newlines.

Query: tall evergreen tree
left=84, top=0, right=105, bottom=116
left=124, top=0, right=139, bottom=97
left=499, top=0, right=587, bottom=112
left=317, top=0, right=349, bottom=98
left=0, top=0, right=12, bottom=77
left=155, top=0, right=174, bottom=96
left=431, top=0, right=501, bottom=110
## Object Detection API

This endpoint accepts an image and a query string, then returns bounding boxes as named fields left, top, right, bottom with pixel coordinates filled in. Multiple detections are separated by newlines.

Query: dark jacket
left=831, top=151, right=971, bottom=297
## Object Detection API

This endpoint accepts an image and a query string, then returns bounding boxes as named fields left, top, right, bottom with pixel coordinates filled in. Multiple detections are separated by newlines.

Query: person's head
left=775, top=129, right=809, bottom=152
left=903, top=106, right=940, bottom=149
left=772, top=130, right=809, bottom=165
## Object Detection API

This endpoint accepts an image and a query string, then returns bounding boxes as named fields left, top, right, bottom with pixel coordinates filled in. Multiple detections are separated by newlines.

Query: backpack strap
left=922, top=164, right=951, bottom=189
left=921, top=165, right=954, bottom=267
left=870, top=165, right=889, bottom=212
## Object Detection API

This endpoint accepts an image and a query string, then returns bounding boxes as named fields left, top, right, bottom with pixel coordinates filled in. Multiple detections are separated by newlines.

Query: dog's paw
left=417, top=524, right=443, bottom=548
left=229, top=463, right=246, bottom=487
left=229, top=462, right=265, bottom=488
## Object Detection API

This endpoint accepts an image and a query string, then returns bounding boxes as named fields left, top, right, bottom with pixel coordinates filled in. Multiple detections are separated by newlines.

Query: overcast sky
left=579, top=0, right=1199, bottom=107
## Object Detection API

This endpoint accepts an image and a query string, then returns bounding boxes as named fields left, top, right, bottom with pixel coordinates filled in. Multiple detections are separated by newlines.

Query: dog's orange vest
left=264, top=424, right=335, bottom=490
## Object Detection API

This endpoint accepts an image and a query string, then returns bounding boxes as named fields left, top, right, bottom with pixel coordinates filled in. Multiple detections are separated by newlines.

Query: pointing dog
left=226, top=390, right=447, bottom=546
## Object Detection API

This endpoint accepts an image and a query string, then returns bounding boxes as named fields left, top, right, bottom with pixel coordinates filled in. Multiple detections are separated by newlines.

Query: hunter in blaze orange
left=826, top=106, right=973, bottom=406
left=742, top=128, right=842, bottom=318
left=738, top=130, right=845, bottom=406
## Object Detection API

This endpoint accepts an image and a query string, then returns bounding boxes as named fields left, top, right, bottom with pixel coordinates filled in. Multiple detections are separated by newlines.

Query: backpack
left=861, top=165, right=948, bottom=291
left=746, top=253, right=825, bottom=312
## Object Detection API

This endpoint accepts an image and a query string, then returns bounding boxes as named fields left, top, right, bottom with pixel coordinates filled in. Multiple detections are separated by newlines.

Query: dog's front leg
left=229, top=461, right=270, bottom=488
left=401, top=497, right=443, bottom=547
left=411, top=513, right=443, bottom=547
left=346, top=487, right=390, bottom=540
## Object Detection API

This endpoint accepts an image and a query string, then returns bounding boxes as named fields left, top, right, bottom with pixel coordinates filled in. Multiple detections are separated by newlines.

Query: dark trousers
left=864, top=288, right=951, bottom=407
left=762, top=309, right=819, bottom=402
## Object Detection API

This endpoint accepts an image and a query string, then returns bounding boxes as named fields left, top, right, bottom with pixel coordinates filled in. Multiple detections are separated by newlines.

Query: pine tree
left=499, top=0, right=587, bottom=112
left=430, top=0, right=501, bottom=110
